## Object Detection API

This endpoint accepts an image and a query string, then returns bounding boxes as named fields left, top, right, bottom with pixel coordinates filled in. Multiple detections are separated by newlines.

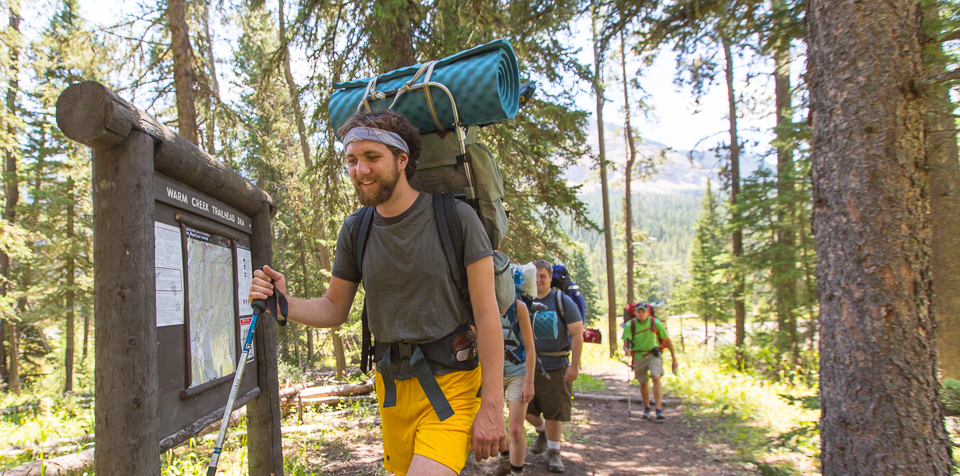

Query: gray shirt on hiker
left=332, top=192, right=493, bottom=343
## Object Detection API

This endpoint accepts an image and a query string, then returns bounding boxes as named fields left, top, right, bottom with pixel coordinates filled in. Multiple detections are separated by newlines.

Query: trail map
left=187, top=227, right=236, bottom=387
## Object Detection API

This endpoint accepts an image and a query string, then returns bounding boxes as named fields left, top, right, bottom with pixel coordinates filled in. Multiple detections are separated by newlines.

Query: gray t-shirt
left=532, top=290, right=583, bottom=371
left=332, top=192, right=493, bottom=343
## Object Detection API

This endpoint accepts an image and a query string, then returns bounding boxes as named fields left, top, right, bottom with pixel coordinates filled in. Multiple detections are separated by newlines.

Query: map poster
left=155, top=222, right=184, bottom=327
left=186, top=226, right=237, bottom=388
left=237, top=246, right=253, bottom=317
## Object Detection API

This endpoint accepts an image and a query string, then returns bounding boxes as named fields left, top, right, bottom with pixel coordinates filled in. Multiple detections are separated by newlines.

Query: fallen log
left=297, top=382, right=373, bottom=400
left=0, top=448, right=94, bottom=476
left=294, top=395, right=376, bottom=406
left=573, top=393, right=682, bottom=405
left=0, top=434, right=95, bottom=458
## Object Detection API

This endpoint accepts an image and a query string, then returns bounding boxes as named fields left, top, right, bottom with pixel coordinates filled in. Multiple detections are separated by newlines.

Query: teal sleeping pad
left=329, top=39, right=520, bottom=136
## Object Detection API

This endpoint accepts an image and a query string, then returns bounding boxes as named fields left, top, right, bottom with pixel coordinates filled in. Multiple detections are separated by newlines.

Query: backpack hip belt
left=538, top=350, right=571, bottom=358
left=374, top=322, right=478, bottom=421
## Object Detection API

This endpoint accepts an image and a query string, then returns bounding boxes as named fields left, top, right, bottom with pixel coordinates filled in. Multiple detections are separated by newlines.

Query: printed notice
left=240, top=316, right=255, bottom=362
left=155, top=222, right=185, bottom=327
left=237, top=246, right=253, bottom=317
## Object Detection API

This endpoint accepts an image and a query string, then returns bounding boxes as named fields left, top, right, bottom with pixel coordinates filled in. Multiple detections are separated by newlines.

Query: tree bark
left=621, top=31, right=637, bottom=306
left=808, top=0, right=953, bottom=472
left=593, top=10, right=618, bottom=357
left=279, top=0, right=312, bottom=169
left=722, top=36, right=746, bottom=370
left=2, top=2, right=20, bottom=394
left=370, top=0, right=418, bottom=71
left=167, top=0, right=199, bottom=145
left=7, top=322, right=17, bottom=395
left=64, top=179, right=75, bottom=394
left=772, top=26, right=799, bottom=367
left=201, top=0, right=219, bottom=154
left=921, top=3, right=960, bottom=381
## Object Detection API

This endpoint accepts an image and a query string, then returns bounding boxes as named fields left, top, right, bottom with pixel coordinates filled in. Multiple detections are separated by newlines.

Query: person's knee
left=651, top=375, right=661, bottom=384
left=509, top=423, right=526, bottom=442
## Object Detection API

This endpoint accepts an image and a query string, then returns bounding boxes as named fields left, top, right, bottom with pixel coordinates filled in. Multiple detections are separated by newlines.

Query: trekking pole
left=206, top=297, right=266, bottom=476
left=626, top=352, right=633, bottom=418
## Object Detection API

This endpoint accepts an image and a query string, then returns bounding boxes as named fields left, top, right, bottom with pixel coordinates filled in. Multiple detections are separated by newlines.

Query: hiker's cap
left=342, top=127, right=409, bottom=153
left=636, top=302, right=649, bottom=311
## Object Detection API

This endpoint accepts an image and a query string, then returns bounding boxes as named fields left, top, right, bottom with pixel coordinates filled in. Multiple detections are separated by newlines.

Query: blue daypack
left=552, top=264, right=586, bottom=321
left=503, top=263, right=535, bottom=365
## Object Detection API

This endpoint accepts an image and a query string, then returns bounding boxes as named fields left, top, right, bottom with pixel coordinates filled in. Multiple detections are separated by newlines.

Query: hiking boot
left=642, top=406, right=652, bottom=420
left=530, top=430, right=547, bottom=455
left=655, top=409, right=665, bottom=422
left=546, top=449, right=564, bottom=473
left=490, top=455, right=512, bottom=476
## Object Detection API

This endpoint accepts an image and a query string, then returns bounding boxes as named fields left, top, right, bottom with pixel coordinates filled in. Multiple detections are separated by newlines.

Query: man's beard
left=354, top=159, right=402, bottom=207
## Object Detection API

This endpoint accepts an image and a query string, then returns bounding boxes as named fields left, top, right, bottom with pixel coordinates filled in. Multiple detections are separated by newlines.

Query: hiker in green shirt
left=621, top=302, right=677, bottom=421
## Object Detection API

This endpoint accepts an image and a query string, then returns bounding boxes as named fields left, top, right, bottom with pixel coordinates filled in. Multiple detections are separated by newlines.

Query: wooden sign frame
left=56, top=81, right=284, bottom=476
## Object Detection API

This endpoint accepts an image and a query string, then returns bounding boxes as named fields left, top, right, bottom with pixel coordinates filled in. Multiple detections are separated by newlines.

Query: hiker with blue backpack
left=524, top=259, right=584, bottom=473
left=248, top=109, right=507, bottom=476
left=491, top=262, right=538, bottom=476
left=622, top=302, right=678, bottom=422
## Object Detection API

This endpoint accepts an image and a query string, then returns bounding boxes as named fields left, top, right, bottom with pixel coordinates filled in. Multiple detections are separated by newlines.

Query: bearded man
left=249, top=109, right=507, bottom=476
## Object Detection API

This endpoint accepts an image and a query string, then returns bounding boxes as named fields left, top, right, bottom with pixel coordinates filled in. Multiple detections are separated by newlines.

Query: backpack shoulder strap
left=555, top=289, right=565, bottom=320
left=351, top=206, right=376, bottom=277
left=433, top=193, right=469, bottom=305
left=349, top=206, right=376, bottom=373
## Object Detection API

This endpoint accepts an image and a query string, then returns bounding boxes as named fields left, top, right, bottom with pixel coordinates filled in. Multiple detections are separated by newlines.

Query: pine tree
left=684, top=181, right=732, bottom=343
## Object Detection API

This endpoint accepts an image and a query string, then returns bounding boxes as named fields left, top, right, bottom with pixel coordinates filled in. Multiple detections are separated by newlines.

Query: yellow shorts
left=375, top=366, right=482, bottom=476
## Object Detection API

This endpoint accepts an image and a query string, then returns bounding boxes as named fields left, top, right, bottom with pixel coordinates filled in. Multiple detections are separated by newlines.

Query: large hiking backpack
left=551, top=264, right=586, bottom=321
left=502, top=262, right=535, bottom=365
left=409, top=129, right=515, bottom=315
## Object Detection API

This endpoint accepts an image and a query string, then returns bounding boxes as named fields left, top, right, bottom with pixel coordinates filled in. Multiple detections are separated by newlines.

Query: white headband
left=342, top=127, right=409, bottom=153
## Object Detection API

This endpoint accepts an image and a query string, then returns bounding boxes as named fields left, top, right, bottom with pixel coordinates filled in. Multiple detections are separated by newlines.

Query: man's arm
left=516, top=301, right=536, bottom=402
left=564, top=320, right=584, bottom=383
left=464, top=255, right=507, bottom=460
left=662, top=336, right=678, bottom=367
left=249, top=265, right=358, bottom=328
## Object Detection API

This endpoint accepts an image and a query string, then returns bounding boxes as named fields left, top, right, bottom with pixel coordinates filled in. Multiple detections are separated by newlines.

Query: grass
left=668, top=350, right=820, bottom=475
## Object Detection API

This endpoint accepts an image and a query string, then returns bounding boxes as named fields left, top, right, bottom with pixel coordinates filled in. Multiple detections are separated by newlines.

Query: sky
left=43, top=0, right=784, bottom=164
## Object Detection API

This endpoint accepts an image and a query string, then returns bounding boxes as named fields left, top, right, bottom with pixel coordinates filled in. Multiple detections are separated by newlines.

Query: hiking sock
left=547, top=440, right=561, bottom=451
left=511, top=464, right=524, bottom=474
left=501, top=450, right=510, bottom=458
left=535, top=422, right=546, bottom=433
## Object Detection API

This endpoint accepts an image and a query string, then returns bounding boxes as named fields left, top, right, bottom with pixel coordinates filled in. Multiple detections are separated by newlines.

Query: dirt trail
left=460, top=359, right=757, bottom=476
left=288, top=361, right=757, bottom=475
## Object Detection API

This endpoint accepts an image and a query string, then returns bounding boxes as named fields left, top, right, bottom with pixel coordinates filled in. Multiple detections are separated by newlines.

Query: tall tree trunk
left=301, top=248, right=314, bottom=363
left=621, top=31, right=637, bottom=306
left=2, top=2, right=20, bottom=393
left=64, top=180, right=76, bottom=394
left=370, top=0, right=417, bottom=71
left=81, top=305, right=90, bottom=362
left=772, top=27, right=799, bottom=367
left=168, top=0, right=199, bottom=145
left=921, top=4, right=960, bottom=381
left=808, top=0, right=952, bottom=472
left=722, top=36, right=746, bottom=370
left=279, top=0, right=312, bottom=169
left=7, top=322, right=17, bottom=394
left=201, top=0, right=219, bottom=154
left=593, top=10, right=617, bottom=357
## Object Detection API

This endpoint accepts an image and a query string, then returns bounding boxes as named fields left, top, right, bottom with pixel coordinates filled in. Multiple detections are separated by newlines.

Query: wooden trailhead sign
left=55, top=81, right=284, bottom=476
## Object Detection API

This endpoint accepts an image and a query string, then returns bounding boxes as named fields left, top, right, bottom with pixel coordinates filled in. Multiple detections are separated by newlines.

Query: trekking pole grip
left=251, top=298, right=266, bottom=315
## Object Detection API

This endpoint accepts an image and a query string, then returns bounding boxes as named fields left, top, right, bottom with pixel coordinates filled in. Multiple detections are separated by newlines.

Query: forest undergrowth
left=2, top=342, right=958, bottom=474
